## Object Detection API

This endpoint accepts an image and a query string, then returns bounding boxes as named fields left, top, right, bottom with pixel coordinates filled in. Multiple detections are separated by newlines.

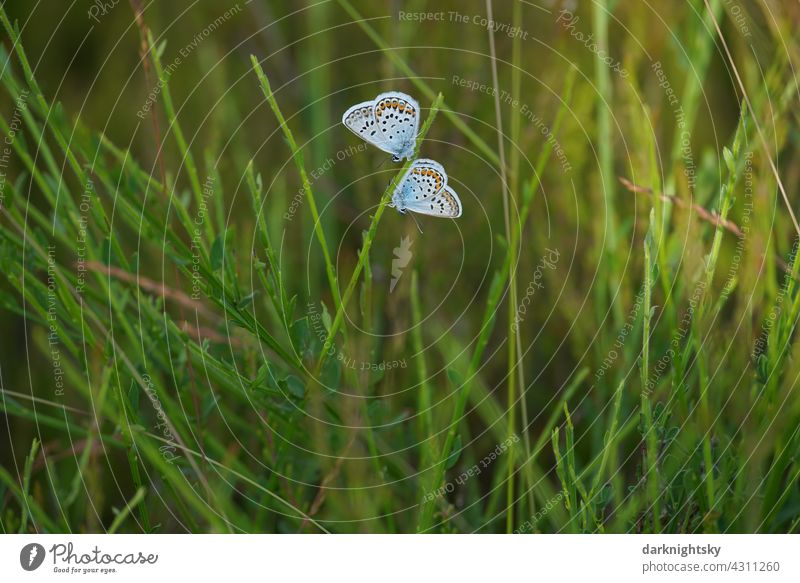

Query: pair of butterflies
left=342, top=92, right=462, bottom=218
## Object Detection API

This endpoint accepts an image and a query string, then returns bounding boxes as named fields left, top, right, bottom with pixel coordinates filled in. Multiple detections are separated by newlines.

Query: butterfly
left=342, top=91, right=420, bottom=162
left=391, top=159, right=462, bottom=218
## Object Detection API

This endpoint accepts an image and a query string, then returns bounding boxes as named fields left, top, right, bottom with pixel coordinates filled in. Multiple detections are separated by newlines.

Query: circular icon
left=19, top=543, right=46, bottom=571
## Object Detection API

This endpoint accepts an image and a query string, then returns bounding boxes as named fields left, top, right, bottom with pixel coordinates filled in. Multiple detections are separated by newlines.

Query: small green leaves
left=237, top=291, right=258, bottom=310
left=281, top=375, right=305, bottom=400
left=251, top=362, right=279, bottom=393
left=210, top=232, right=233, bottom=272
left=722, top=147, right=735, bottom=175
left=320, top=300, right=332, bottom=333
left=289, top=317, right=311, bottom=357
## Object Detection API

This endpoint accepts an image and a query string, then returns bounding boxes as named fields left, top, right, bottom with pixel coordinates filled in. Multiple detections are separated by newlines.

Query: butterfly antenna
left=373, top=157, right=390, bottom=172
left=410, top=213, right=424, bottom=234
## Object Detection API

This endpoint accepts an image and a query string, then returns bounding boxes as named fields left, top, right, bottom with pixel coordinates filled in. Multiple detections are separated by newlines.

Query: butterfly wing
left=373, top=92, right=420, bottom=160
left=403, top=186, right=462, bottom=218
left=393, top=159, right=462, bottom=218
left=342, top=100, right=394, bottom=154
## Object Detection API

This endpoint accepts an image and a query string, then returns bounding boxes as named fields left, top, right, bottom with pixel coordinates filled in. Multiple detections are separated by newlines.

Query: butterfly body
left=342, top=92, right=420, bottom=161
left=391, top=159, right=462, bottom=218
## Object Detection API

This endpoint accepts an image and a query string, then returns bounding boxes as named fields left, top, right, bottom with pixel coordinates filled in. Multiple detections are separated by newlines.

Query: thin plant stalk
left=417, top=70, right=576, bottom=532
left=251, top=56, right=344, bottom=317
left=313, top=93, right=444, bottom=376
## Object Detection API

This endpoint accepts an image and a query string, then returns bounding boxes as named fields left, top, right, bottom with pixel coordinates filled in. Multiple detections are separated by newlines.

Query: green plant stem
left=642, top=223, right=660, bottom=531
left=147, top=31, right=213, bottom=244
left=108, top=487, right=146, bottom=534
left=411, top=270, right=435, bottom=468
left=592, top=0, right=621, bottom=329
left=312, top=93, right=444, bottom=377
left=694, top=110, right=747, bottom=527
left=508, top=0, right=535, bottom=525
left=484, top=0, right=517, bottom=534
left=251, top=55, right=344, bottom=318
left=416, top=69, right=576, bottom=532
left=18, top=438, right=40, bottom=533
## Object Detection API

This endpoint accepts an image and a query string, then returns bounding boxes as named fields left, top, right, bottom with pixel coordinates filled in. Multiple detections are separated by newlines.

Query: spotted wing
left=394, top=159, right=462, bottom=218
left=403, top=185, right=462, bottom=218
left=373, top=92, right=420, bottom=160
left=342, top=99, right=393, bottom=154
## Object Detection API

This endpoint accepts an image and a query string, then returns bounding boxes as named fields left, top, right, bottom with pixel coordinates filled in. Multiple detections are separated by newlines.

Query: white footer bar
left=1, top=534, right=797, bottom=582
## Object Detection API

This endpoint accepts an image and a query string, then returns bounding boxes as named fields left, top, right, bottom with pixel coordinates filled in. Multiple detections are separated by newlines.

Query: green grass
left=1, top=1, right=800, bottom=534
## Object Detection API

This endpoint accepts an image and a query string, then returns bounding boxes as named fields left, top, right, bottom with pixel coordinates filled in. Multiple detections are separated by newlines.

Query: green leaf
left=127, top=380, right=140, bottom=419
left=722, top=147, right=735, bottom=174
left=201, top=393, right=219, bottom=421
left=155, top=39, right=167, bottom=60
left=321, top=300, right=332, bottom=333
left=290, top=317, right=310, bottom=357
left=283, top=375, right=305, bottom=400
left=165, top=242, right=190, bottom=266
left=447, top=368, right=463, bottom=388
left=445, top=434, right=462, bottom=470
left=210, top=235, right=225, bottom=272
left=237, top=291, right=258, bottom=309
left=251, top=363, right=271, bottom=390
left=321, top=356, right=341, bottom=390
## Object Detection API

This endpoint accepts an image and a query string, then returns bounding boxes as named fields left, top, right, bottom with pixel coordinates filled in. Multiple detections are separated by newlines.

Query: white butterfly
left=391, top=159, right=462, bottom=218
left=342, top=91, right=420, bottom=161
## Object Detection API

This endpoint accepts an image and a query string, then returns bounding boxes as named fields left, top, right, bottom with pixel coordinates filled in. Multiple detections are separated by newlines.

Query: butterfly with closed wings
left=342, top=91, right=420, bottom=162
left=391, top=159, right=462, bottom=218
